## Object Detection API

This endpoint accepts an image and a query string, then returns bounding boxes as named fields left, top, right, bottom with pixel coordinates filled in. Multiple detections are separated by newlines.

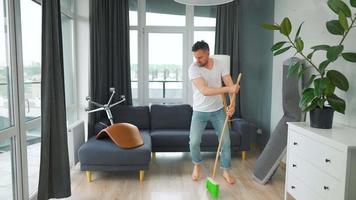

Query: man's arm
left=192, top=77, right=235, bottom=96
left=222, top=74, right=235, bottom=100
left=222, top=74, right=240, bottom=117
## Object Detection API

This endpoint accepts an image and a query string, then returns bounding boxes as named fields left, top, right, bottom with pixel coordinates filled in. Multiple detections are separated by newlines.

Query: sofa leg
left=241, top=151, right=247, bottom=161
left=139, top=170, right=145, bottom=182
left=151, top=152, right=156, bottom=160
left=86, top=171, right=92, bottom=182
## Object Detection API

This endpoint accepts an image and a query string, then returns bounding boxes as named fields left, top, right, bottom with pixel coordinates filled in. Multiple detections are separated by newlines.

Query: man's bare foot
left=223, top=170, right=236, bottom=185
left=192, top=164, right=201, bottom=181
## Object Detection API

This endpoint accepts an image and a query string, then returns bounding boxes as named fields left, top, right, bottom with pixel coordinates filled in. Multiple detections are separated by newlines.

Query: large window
left=20, top=0, right=42, bottom=197
left=129, top=0, right=138, bottom=26
left=130, top=30, right=138, bottom=105
left=194, top=6, right=216, bottom=56
left=0, top=1, right=16, bottom=199
left=148, top=33, right=183, bottom=99
left=20, top=0, right=42, bottom=196
left=62, top=13, right=77, bottom=124
left=129, top=0, right=216, bottom=105
left=194, top=6, right=216, bottom=27
left=21, top=0, right=41, bottom=121
left=0, top=138, right=15, bottom=200
left=146, top=0, right=186, bottom=26
left=0, top=0, right=12, bottom=131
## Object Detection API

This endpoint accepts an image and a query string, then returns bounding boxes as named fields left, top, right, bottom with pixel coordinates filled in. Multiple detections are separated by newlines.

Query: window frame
left=130, top=0, right=216, bottom=105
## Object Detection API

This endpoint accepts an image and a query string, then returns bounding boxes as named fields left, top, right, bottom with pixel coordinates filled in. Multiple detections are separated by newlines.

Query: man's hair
left=192, top=40, right=210, bottom=52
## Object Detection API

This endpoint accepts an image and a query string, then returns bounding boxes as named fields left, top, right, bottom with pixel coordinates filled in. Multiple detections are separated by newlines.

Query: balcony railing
left=0, top=81, right=41, bottom=126
left=131, top=80, right=183, bottom=99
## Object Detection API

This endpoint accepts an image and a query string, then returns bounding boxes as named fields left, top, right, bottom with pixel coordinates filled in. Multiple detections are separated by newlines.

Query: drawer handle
left=291, top=186, right=296, bottom=189
left=292, top=164, right=297, bottom=168
left=323, top=186, right=329, bottom=191
left=293, top=142, right=298, bottom=146
left=325, top=158, right=331, bottom=163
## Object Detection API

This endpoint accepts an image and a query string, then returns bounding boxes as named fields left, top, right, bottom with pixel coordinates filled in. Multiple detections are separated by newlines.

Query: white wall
left=271, top=0, right=356, bottom=133
left=75, top=0, right=90, bottom=138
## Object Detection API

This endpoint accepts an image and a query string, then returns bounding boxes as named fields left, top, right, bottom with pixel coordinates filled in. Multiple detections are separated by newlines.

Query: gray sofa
left=78, top=104, right=256, bottom=182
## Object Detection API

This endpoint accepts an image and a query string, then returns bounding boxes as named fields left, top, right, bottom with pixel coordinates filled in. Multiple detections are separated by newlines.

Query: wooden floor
left=68, top=149, right=285, bottom=200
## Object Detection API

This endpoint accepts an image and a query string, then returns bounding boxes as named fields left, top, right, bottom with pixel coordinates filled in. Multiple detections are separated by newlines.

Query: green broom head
left=206, top=177, right=219, bottom=198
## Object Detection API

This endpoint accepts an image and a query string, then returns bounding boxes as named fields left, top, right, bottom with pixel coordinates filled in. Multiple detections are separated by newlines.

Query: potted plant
left=262, top=0, right=356, bottom=129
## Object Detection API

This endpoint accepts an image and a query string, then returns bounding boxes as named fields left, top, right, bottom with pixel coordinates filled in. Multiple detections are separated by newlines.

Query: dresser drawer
left=288, top=130, right=346, bottom=180
left=287, top=173, right=322, bottom=200
left=288, top=152, right=344, bottom=200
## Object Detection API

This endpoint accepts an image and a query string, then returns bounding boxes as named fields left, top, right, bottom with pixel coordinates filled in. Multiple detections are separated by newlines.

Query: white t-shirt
left=189, top=58, right=230, bottom=112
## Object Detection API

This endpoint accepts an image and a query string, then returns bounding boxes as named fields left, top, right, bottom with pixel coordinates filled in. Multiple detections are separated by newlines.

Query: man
left=188, top=41, right=239, bottom=185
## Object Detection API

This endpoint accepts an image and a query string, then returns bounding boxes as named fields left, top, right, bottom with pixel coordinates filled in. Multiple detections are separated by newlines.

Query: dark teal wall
left=238, top=0, right=275, bottom=147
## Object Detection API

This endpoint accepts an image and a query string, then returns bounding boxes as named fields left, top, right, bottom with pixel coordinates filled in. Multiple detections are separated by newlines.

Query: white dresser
left=285, top=122, right=356, bottom=200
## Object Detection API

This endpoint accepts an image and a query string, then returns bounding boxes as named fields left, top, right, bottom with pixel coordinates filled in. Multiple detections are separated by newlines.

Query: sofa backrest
left=150, top=104, right=192, bottom=130
left=113, top=105, right=150, bottom=130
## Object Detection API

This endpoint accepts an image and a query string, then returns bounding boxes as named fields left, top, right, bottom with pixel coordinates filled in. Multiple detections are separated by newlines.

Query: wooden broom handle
left=212, top=73, right=242, bottom=179
left=221, top=73, right=242, bottom=111
left=230, top=73, right=242, bottom=107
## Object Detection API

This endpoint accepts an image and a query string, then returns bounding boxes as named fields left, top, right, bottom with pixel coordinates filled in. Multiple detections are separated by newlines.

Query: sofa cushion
left=150, top=129, right=241, bottom=148
left=150, top=104, right=192, bottom=130
left=112, top=105, right=150, bottom=130
left=150, top=130, right=189, bottom=147
left=78, top=131, right=151, bottom=167
left=201, top=129, right=219, bottom=147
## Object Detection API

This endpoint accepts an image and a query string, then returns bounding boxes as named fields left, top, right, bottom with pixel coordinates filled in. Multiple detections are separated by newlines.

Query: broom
left=206, top=73, right=242, bottom=198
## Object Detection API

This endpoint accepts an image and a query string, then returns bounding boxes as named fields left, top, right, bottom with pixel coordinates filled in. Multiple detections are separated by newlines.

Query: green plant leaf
left=307, top=51, right=315, bottom=59
left=280, top=17, right=292, bottom=36
left=328, top=0, right=340, bottom=13
left=303, top=97, right=319, bottom=112
left=338, top=11, right=349, bottom=30
left=317, top=98, right=326, bottom=109
left=261, top=23, right=280, bottom=30
left=327, top=93, right=346, bottom=114
left=319, top=60, right=331, bottom=73
left=326, top=20, right=345, bottom=35
left=342, top=52, right=356, bottom=62
left=351, top=0, right=356, bottom=7
left=323, top=78, right=336, bottom=96
left=314, top=78, right=336, bottom=97
left=326, top=70, right=349, bottom=91
left=305, top=75, right=316, bottom=88
left=314, top=78, right=322, bottom=96
left=288, top=62, right=301, bottom=77
left=327, top=45, right=344, bottom=62
left=295, top=38, right=304, bottom=52
left=339, top=1, right=352, bottom=17
left=273, top=46, right=292, bottom=56
left=311, top=45, right=330, bottom=51
left=295, top=22, right=304, bottom=40
left=328, top=0, right=352, bottom=17
left=299, top=88, right=315, bottom=108
left=271, top=41, right=287, bottom=51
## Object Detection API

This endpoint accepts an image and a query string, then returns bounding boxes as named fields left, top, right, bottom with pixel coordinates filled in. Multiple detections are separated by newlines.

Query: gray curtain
left=38, top=0, right=71, bottom=199
left=214, top=1, right=240, bottom=117
left=88, top=0, right=132, bottom=138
